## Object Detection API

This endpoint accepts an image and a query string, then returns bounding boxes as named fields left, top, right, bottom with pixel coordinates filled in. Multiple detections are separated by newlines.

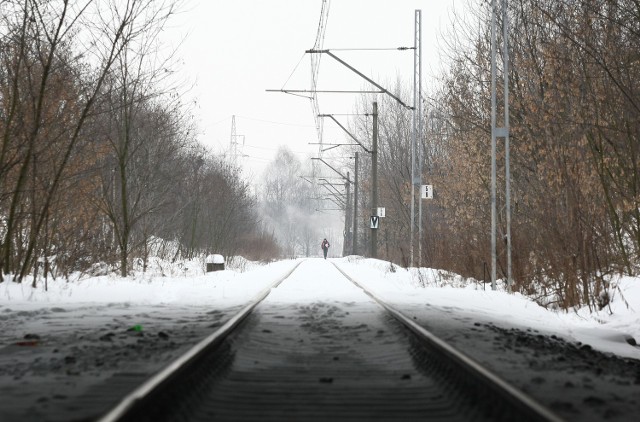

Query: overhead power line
left=234, top=115, right=315, bottom=128
left=311, top=0, right=331, bottom=149
left=325, top=47, right=415, bottom=51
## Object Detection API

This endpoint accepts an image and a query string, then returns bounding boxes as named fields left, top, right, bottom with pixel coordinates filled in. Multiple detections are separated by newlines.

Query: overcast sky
left=163, top=1, right=466, bottom=181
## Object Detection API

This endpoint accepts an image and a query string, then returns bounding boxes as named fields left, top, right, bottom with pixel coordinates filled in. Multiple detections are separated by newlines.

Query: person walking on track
left=321, top=238, right=330, bottom=259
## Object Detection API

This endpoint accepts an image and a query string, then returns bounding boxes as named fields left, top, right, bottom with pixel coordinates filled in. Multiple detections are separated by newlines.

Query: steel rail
left=97, top=260, right=304, bottom=422
left=332, top=262, right=564, bottom=422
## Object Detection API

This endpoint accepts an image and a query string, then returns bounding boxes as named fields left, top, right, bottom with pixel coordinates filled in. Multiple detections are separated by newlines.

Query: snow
left=1, top=256, right=639, bottom=422
left=336, top=257, right=640, bottom=360
left=205, top=254, right=225, bottom=264
left=1, top=256, right=638, bottom=361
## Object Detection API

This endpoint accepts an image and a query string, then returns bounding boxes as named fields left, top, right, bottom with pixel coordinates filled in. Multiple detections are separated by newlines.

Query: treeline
left=340, top=0, right=639, bottom=309
left=0, top=1, right=276, bottom=284
left=260, top=146, right=341, bottom=258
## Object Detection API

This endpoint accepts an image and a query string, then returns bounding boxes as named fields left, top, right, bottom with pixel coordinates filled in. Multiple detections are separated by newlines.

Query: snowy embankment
left=335, top=256, right=640, bottom=360
left=0, top=256, right=638, bottom=422
left=1, top=255, right=638, bottom=361
left=0, top=259, right=293, bottom=306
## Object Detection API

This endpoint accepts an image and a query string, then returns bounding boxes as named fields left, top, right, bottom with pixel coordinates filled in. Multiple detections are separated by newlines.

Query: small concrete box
left=206, top=254, right=225, bottom=272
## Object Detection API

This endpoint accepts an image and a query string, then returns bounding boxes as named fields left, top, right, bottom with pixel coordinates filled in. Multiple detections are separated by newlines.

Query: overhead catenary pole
left=491, top=0, right=498, bottom=290
left=503, top=0, right=512, bottom=289
left=371, top=102, right=378, bottom=259
left=353, top=152, right=359, bottom=255
left=344, top=171, right=352, bottom=256
left=490, top=0, right=511, bottom=290
left=416, top=10, right=424, bottom=268
left=410, top=11, right=418, bottom=267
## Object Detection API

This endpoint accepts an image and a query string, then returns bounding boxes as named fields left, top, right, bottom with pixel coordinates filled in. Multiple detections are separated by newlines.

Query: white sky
left=163, top=0, right=467, bottom=181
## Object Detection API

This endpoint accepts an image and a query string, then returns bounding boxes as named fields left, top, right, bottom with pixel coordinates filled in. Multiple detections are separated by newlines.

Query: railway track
left=98, top=259, right=563, bottom=422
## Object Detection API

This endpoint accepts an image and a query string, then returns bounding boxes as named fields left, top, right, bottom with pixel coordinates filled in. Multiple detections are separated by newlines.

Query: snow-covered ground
left=0, top=256, right=638, bottom=421
left=337, top=257, right=640, bottom=361
left=2, top=256, right=638, bottom=360
left=0, top=257, right=640, bottom=359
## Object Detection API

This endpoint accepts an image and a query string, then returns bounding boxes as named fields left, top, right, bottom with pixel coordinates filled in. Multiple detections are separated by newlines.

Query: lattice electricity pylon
left=229, top=115, right=245, bottom=165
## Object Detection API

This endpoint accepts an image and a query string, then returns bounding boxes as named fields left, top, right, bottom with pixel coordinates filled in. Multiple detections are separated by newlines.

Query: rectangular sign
left=370, top=216, right=379, bottom=229
left=377, top=207, right=385, bottom=218
left=421, top=184, right=433, bottom=199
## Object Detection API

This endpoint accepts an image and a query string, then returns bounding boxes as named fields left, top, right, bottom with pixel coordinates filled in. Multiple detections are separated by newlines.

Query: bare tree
left=426, top=0, right=640, bottom=308
left=261, top=146, right=320, bottom=258
left=0, top=0, right=177, bottom=282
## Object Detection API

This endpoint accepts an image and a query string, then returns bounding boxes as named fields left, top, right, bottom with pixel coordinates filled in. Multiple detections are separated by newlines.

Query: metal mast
left=503, top=0, right=512, bottom=289
left=490, top=0, right=511, bottom=290
left=353, top=152, right=359, bottom=255
left=371, top=102, right=378, bottom=259
left=416, top=10, right=424, bottom=268
left=230, top=115, right=237, bottom=163
left=229, top=115, right=244, bottom=165
left=410, top=11, right=420, bottom=267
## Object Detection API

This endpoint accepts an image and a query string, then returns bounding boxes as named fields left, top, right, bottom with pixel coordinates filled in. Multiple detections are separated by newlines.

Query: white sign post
left=421, top=184, right=433, bottom=199
left=377, top=207, right=385, bottom=218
